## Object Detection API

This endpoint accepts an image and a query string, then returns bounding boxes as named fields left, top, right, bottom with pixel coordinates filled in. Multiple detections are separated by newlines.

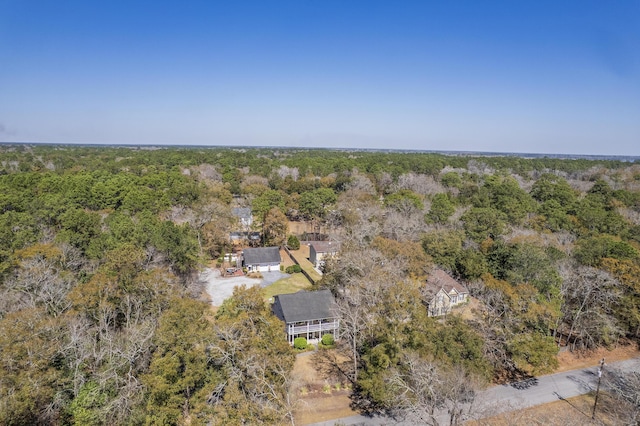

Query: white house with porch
left=271, top=289, right=340, bottom=345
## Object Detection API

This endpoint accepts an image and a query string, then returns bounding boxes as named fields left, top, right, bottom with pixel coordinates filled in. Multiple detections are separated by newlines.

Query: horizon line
left=1, top=141, right=638, bottom=162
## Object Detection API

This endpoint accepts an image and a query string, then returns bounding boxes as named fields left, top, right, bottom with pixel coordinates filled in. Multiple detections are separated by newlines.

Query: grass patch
left=263, top=273, right=312, bottom=300
left=294, top=257, right=322, bottom=282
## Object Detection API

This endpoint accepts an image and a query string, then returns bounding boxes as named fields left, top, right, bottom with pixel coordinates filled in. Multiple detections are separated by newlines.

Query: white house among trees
left=241, top=247, right=281, bottom=272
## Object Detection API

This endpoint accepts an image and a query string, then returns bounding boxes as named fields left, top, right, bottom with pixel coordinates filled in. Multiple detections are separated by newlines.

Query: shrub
left=294, top=337, right=307, bottom=350
left=285, top=264, right=302, bottom=274
left=287, top=235, right=301, bottom=250
left=321, top=333, right=335, bottom=346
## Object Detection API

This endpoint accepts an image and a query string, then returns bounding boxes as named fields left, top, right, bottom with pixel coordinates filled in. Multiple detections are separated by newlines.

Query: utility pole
left=591, top=358, right=605, bottom=420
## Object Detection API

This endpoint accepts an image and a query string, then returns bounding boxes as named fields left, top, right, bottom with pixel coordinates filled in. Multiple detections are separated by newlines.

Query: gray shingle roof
left=310, top=241, right=341, bottom=254
left=272, top=289, right=337, bottom=323
left=242, top=247, right=281, bottom=265
left=232, top=207, right=252, bottom=220
left=425, top=269, right=469, bottom=295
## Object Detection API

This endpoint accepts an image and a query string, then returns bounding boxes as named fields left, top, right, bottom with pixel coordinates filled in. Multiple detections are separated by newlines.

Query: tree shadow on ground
left=310, top=348, right=352, bottom=382
left=510, top=377, right=539, bottom=390
left=309, top=348, right=390, bottom=418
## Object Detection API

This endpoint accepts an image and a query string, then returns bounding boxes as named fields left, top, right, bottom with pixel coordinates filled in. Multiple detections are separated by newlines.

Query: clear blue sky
left=1, top=1, right=639, bottom=155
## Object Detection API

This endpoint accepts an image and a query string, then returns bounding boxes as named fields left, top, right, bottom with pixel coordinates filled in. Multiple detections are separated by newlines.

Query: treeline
left=1, top=144, right=639, bottom=424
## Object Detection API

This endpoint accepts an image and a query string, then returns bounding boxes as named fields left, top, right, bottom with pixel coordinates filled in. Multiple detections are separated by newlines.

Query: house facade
left=241, top=247, right=281, bottom=272
left=232, top=207, right=253, bottom=228
left=423, top=269, right=469, bottom=317
left=309, top=241, right=340, bottom=270
left=271, top=289, right=340, bottom=345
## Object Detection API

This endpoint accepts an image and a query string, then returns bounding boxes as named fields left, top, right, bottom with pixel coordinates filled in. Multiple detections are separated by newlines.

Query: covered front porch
left=287, top=319, right=339, bottom=344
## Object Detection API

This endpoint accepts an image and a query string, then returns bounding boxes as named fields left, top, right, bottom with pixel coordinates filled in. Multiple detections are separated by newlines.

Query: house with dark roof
left=423, top=269, right=469, bottom=317
left=271, top=289, right=340, bottom=345
left=241, top=247, right=281, bottom=272
left=309, top=241, right=341, bottom=270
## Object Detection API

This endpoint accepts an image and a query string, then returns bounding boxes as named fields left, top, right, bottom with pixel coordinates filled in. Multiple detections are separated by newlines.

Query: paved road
left=308, top=357, right=640, bottom=425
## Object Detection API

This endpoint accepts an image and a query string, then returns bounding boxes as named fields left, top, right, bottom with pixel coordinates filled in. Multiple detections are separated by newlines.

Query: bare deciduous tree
left=558, top=263, right=623, bottom=350
left=602, top=367, right=640, bottom=424
left=386, top=353, right=479, bottom=426
left=395, top=172, right=444, bottom=196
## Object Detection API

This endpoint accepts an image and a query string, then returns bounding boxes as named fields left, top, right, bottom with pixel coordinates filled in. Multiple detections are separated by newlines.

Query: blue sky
left=1, top=1, right=639, bottom=155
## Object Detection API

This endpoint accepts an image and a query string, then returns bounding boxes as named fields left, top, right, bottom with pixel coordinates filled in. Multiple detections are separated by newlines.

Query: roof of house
left=232, top=207, right=252, bottom=219
left=424, top=269, right=469, bottom=296
left=242, top=247, right=281, bottom=265
left=272, top=289, right=337, bottom=323
left=309, top=241, right=341, bottom=253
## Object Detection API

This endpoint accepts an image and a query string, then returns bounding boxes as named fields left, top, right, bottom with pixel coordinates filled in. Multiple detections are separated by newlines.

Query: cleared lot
left=201, top=268, right=288, bottom=306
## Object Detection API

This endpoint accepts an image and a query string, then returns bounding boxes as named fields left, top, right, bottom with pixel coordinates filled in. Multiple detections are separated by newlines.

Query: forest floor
left=556, top=341, right=640, bottom=373
left=292, top=350, right=358, bottom=425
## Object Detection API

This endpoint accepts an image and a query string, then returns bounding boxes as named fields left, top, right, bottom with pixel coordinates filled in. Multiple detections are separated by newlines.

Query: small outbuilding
left=309, top=241, right=341, bottom=269
left=271, top=289, right=340, bottom=345
left=241, top=247, right=281, bottom=272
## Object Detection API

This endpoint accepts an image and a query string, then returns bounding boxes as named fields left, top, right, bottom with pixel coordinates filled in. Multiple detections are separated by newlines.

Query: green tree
left=483, top=175, right=535, bottom=224
left=252, top=189, right=287, bottom=221
left=287, top=234, right=300, bottom=250
left=508, top=333, right=558, bottom=376
left=427, top=193, right=455, bottom=224
left=421, top=230, right=464, bottom=272
left=153, top=222, right=200, bottom=275
left=574, top=235, right=639, bottom=267
left=530, top=174, right=577, bottom=206
left=0, top=308, right=67, bottom=425
left=143, top=298, right=217, bottom=424
left=384, top=189, right=424, bottom=213
left=487, top=240, right=562, bottom=298
left=57, top=208, right=101, bottom=255
left=440, top=171, right=462, bottom=188
left=298, top=187, right=337, bottom=221
left=461, top=207, right=507, bottom=242
left=537, top=199, right=573, bottom=232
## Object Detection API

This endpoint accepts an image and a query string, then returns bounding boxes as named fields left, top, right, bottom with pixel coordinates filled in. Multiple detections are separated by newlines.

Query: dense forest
left=1, top=144, right=639, bottom=424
